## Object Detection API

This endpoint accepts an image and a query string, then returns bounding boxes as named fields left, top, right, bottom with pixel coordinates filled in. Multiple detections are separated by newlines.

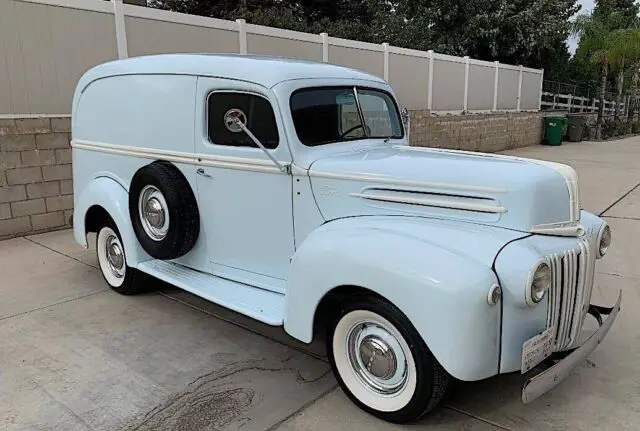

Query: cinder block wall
left=0, top=112, right=548, bottom=239
left=0, top=117, right=73, bottom=240
left=410, top=111, right=547, bottom=152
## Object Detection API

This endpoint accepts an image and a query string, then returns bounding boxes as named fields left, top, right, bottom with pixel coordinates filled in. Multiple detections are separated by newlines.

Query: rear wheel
left=96, top=223, right=147, bottom=295
left=327, top=296, right=449, bottom=424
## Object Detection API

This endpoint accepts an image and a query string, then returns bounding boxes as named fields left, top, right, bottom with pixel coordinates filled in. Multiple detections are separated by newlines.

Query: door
left=194, top=77, right=295, bottom=291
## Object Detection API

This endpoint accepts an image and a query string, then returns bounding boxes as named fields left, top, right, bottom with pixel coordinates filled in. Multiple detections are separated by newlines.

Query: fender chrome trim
left=530, top=221, right=585, bottom=237
left=521, top=290, right=622, bottom=404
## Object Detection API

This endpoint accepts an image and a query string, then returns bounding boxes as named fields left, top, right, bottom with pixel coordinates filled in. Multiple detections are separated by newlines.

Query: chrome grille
left=546, top=240, right=595, bottom=351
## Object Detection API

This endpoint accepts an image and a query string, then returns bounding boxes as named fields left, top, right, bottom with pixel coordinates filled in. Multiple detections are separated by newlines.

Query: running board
left=137, top=260, right=285, bottom=326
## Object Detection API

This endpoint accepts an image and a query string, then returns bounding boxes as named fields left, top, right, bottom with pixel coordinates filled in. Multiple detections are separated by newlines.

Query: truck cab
left=71, top=54, right=620, bottom=424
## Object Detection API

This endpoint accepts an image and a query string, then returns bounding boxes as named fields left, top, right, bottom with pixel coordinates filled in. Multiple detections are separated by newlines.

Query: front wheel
left=327, top=297, right=450, bottom=424
left=96, top=224, right=147, bottom=295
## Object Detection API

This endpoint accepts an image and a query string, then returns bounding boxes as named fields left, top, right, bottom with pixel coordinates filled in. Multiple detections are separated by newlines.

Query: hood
left=308, top=145, right=579, bottom=234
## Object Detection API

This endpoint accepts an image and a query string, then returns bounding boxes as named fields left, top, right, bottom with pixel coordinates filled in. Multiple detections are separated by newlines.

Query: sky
left=568, top=0, right=596, bottom=54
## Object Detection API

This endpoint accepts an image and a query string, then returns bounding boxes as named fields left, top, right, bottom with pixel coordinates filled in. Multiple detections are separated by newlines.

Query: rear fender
left=284, top=217, right=511, bottom=381
left=73, top=176, right=149, bottom=266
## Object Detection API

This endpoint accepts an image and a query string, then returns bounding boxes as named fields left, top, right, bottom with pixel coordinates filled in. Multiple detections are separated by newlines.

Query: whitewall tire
left=327, top=296, right=450, bottom=424
left=96, top=223, right=147, bottom=295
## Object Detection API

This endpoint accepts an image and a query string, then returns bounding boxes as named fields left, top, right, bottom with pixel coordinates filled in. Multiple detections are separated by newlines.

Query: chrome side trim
left=312, top=170, right=507, bottom=194
left=350, top=192, right=507, bottom=213
left=72, top=140, right=194, bottom=163
left=71, top=139, right=287, bottom=174
left=530, top=221, right=584, bottom=237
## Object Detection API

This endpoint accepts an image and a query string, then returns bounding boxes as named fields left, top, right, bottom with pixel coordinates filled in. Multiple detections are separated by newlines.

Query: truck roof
left=76, top=53, right=386, bottom=90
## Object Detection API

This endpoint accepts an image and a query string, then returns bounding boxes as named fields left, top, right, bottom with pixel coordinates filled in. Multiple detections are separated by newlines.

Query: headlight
left=597, top=224, right=611, bottom=259
left=526, top=261, right=551, bottom=306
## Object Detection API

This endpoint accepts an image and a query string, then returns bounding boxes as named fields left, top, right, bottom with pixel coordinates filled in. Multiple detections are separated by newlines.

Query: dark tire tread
left=129, top=161, right=200, bottom=260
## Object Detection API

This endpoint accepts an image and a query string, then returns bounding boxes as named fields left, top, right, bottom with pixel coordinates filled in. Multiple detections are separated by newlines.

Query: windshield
left=290, top=86, right=404, bottom=147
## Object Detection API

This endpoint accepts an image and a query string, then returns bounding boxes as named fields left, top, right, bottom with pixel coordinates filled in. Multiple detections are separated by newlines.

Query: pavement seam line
left=40, top=386, right=93, bottom=430
left=264, top=386, right=340, bottom=431
left=602, top=215, right=640, bottom=221
left=599, top=182, right=640, bottom=216
left=19, top=237, right=342, bottom=430
left=443, top=405, right=513, bottom=430
left=17, top=231, right=564, bottom=429
left=24, top=236, right=99, bottom=269
left=0, top=289, right=109, bottom=322
left=23, top=235, right=331, bottom=362
left=160, top=291, right=512, bottom=430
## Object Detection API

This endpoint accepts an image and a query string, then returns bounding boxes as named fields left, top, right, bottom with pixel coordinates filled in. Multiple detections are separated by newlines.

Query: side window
left=207, top=92, right=279, bottom=149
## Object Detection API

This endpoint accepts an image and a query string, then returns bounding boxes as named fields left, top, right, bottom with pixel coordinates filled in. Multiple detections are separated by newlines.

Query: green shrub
left=633, top=121, right=640, bottom=134
left=600, top=118, right=631, bottom=139
left=615, top=119, right=629, bottom=136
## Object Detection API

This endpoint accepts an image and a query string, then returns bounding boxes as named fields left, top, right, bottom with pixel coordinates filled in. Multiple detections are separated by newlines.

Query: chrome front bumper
left=521, top=290, right=622, bottom=403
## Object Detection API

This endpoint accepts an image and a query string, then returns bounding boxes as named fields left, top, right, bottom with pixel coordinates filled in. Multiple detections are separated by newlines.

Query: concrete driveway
left=1, top=137, right=639, bottom=430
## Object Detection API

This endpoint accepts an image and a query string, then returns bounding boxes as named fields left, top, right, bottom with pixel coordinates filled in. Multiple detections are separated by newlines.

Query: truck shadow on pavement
left=152, top=277, right=536, bottom=428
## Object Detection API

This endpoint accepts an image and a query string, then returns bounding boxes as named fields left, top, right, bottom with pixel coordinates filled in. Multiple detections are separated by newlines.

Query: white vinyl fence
left=0, top=0, right=545, bottom=117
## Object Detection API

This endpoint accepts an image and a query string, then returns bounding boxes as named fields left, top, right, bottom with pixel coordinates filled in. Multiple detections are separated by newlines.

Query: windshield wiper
left=352, top=87, right=370, bottom=139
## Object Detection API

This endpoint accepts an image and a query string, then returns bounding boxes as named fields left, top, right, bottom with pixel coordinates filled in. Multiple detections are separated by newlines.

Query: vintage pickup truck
left=71, top=53, right=620, bottom=424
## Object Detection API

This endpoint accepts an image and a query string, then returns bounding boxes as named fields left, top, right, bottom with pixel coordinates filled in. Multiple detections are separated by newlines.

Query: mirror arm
left=233, top=118, right=290, bottom=174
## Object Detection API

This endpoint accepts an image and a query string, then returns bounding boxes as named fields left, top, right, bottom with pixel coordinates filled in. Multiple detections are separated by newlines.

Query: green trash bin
left=542, top=116, right=568, bottom=146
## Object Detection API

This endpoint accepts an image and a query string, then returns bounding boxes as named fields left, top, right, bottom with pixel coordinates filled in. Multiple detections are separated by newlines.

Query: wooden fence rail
left=541, top=91, right=640, bottom=117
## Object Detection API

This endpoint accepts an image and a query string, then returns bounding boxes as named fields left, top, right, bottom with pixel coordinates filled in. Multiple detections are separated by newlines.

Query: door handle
left=197, top=168, right=212, bottom=178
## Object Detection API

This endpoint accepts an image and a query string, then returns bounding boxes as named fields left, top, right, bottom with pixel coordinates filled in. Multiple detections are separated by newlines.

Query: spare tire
left=129, top=160, right=200, bottom=260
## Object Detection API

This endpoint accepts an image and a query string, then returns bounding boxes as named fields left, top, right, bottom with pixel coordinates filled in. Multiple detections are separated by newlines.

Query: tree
left=590, top=0, right=640, bottom=114
left=593, top=0, right=640, bottom=28
left=610, top=28, right=640, bottom=124
left=149, top=0, right=392, bottom=42
left=150, top=0, right=580, bottom=71
left=148, top=0, right=273, bottom=18
left=372, top=0, right=580, bottom=69
left=572, top=13, right=626, bottom=138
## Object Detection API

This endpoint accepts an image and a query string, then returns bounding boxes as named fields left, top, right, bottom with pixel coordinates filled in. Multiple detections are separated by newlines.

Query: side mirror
left=224, top=108, right=247, bottom=133
left=400, top=105, right=410, bottom=141
left=400, top=105, right=409, bottom=124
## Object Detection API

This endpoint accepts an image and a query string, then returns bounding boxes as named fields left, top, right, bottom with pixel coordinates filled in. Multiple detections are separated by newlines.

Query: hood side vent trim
left=350, top=189, right=507, bottom=214
left=367, top=187, right=497, bottom=202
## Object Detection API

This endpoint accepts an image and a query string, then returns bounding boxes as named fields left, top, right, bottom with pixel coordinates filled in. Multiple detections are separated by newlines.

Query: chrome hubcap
left=105, top=234, right=125, bottom=279
left=145, top=198, right=165, bottom=228
left=347, top=321, right=408, bottom=395
left=359, top=335, right=398, bottom=380
left=138, top=185, right=169, bottom=241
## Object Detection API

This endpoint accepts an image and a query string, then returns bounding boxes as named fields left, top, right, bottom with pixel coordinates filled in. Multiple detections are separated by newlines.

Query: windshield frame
left=289, top=85, right=405, bottom=147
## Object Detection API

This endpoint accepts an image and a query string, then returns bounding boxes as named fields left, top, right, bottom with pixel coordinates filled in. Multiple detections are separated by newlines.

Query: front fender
left=284, top=216, right=526, bottom=381
left=73, top=176, right=149, bottom=266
